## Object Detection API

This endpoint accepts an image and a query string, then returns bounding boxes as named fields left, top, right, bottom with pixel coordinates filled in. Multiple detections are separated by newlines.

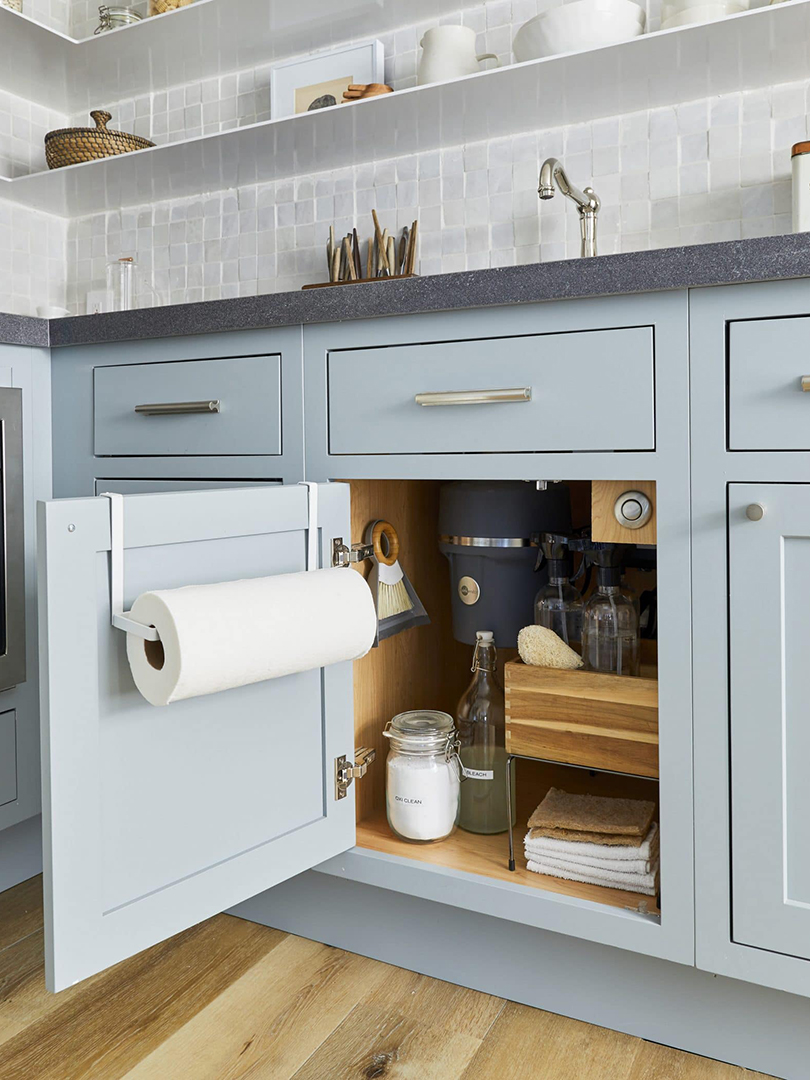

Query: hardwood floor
left=0, top=877, right=775, bottom=1080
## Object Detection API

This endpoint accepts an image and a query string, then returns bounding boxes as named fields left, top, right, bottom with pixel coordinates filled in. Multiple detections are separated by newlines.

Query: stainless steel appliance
left=0, top=389, right=25, bottom=691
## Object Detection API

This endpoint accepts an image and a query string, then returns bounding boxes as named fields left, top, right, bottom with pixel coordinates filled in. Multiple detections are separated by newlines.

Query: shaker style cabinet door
left=730, top=483, right=810, bottom=959
left=38, top=484, right=356, bottom=992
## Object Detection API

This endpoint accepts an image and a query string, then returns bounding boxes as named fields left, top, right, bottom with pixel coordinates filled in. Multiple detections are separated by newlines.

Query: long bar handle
left=135, top=400, right=221, bottom=416
left=414, top=387, right=532, bottom=407
left=801, top=377, right=810, bottom=392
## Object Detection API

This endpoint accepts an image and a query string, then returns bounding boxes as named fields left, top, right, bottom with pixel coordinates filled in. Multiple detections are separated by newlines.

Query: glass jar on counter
left=383, top=711, right=460, bottom=844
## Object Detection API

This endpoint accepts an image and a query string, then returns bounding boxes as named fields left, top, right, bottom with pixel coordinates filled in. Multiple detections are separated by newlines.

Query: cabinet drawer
left=729, top=317, right=810, bottom=450
left=0, top=709, right=16, bottom=808
left=94, top=478, right=281, bottom=495
left=94, top=355, right=281, bottom=457
left=327, top=327, right=655, bottom=455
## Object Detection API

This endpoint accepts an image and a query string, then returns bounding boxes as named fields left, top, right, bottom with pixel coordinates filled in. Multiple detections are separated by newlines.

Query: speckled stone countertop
left=0, top=313, right=49, bottom=348
left=5, top=233, right=810, bottom=350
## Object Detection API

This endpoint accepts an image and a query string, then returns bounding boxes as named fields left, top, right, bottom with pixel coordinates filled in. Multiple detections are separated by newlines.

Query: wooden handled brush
left=370, top=520, right=412, bottom=620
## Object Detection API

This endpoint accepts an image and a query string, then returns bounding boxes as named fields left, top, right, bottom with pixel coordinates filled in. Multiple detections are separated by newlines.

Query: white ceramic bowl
left=662, top=0, right=745, bottom=11
left=661, top=3, right=742, bottom=26
left=513, top=0, right=646, bottom=61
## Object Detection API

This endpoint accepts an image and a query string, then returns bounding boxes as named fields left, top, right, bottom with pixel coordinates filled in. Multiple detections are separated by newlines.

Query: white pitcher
left=417, top=25, right=501, bottom=86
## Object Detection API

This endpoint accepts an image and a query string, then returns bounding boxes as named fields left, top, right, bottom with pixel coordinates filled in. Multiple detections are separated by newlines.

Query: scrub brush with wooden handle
left=370, top=520, right=412, bottom=619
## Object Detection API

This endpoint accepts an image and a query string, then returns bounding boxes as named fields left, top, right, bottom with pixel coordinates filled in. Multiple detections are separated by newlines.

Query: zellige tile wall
left=0, top=0, right=801, bottom=315
left=65, top=79, right=801, bottom=312
left=0, top=198, right=68, bottom=316
left=0, top=89, right=68, bottom=179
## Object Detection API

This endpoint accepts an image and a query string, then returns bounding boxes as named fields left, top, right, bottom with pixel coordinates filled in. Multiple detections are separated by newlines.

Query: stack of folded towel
left=524, top=788, right=660, bottom=896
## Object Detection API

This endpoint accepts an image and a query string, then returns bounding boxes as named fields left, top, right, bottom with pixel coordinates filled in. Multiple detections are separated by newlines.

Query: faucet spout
left=538, top=157, right=601, bottom=257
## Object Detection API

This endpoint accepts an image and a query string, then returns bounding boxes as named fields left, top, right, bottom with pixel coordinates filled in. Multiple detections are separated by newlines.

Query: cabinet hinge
left=335, top=747, right=376, bottom=800
left=331, top=537, right=373, bottom=568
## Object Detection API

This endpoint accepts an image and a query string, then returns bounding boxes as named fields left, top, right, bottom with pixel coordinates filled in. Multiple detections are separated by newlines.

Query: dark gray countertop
left=0, top=312, right=49, bottom=348
left=5, top=234, right=810, bottom=350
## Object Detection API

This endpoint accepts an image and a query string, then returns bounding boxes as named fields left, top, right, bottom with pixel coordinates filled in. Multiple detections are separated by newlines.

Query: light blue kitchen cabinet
left=326, top=326, right=655, bottom=456
left=28, top=282, right=810, bottom=1075
left=295, top=291, right=697, bottom=967
left=94, top=355, right=282, bottom=457
left=38, top=482, right=356, bottom=992
left=304, top=292, right=674, bottom=483
left=728, top=316, right=810, bottom=450
left=691, top=278, right=810, bottom=1001
left=50, top=327, right=304, bottom=497
left=0, top=343, right=51, bottom=849
left=729, top=482, right=810, bottom=959
left=93, top=478, right=281, bottom=495
left=0, top=710, right=17, bottom=808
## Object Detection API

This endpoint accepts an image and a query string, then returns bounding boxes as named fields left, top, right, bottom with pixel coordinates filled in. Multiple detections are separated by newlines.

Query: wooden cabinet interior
left=592, top=480, right=657, bottom=545
left=347, top=479, right=660, bottom=917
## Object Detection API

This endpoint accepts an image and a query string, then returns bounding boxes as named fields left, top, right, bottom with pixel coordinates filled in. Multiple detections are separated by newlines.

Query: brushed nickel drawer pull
left=801, top=377, right=810, bottom=392
left=134, top=400, right=221, bottom=416
left=414, top=388, right=532, bottom=407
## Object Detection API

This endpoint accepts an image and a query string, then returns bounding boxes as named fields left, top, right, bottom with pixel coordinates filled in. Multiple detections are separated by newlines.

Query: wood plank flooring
left=0, top=877, right=775, bottom=1080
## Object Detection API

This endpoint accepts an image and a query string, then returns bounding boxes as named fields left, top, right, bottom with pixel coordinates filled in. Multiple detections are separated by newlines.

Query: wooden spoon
left=343, top=83, right=393, bottom=100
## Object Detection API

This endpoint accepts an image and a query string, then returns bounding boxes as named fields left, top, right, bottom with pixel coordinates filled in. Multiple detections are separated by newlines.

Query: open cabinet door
left=38, top=483, right=357, bottom=991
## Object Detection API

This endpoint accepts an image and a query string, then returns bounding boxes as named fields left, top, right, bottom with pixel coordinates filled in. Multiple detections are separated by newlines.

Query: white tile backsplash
left=0, top=198, right=67, bottom=315
left=0, top=0, right=808, bottom=315
left=61, top=77, right=805, bottom=313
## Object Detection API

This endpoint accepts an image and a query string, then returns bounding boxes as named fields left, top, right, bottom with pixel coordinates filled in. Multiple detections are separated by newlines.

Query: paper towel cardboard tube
left=126, top=566, right=377, bottom=707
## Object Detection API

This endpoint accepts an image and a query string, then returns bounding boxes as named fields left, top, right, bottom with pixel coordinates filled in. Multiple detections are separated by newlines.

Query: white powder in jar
left=386, top=753, right=460, bottom=842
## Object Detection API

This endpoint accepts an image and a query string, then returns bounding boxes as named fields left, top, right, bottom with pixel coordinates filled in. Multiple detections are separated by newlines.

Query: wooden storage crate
left=504, top=660, right=659, bottom=779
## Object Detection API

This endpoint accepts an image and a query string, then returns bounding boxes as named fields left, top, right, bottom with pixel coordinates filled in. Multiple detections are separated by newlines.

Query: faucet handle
left=583, top=186, right=601, bottom=212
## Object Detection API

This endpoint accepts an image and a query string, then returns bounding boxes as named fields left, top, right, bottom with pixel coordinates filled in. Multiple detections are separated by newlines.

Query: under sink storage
left=93, top=355, right=282, bottom=457
left=345, top=478, right=664, bottom=923
left=326, top=327, right=655, bottom=455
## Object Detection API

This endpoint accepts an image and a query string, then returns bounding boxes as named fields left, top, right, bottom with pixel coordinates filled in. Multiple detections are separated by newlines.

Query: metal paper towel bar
left=101, top=484, right=321, bottom=642
left=102, top=492, right=161, bottom=642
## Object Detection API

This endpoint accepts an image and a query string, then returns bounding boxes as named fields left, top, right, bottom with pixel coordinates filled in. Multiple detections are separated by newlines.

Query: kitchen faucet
left=538, top=158, right=601, bottom=258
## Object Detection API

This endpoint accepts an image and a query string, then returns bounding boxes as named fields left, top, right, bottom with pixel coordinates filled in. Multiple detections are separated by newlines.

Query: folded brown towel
left=528, top=825, right=646, bottom=847
left=527, top=788, right=656, bottom=839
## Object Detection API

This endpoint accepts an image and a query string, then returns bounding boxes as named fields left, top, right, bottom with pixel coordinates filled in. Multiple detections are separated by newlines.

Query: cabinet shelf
left=4, top=0, right=809, bottom=217
left=356, top=809, right=660, bottom=917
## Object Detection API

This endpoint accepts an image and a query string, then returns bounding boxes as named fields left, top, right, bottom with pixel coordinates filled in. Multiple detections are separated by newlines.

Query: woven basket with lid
left=45, top=110, right=154, bottom=170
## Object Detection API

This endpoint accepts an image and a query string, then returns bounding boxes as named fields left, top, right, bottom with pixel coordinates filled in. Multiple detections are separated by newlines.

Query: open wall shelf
left=4, top=0, right=809, bottom=217
left=0, top=0, right=484, bottom=111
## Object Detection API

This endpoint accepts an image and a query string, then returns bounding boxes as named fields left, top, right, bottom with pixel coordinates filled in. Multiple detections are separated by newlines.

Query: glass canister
left=105, top=256, right=163, bottom=310
left=792, top=142, right=810, bottom=233
left=383, top=710, right=460, bottom=843
left=95, top=5, right=143, bottom=32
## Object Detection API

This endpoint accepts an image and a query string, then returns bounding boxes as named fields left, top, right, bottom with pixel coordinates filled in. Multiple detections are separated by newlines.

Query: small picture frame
left=270, top=40, right=385, bottom=120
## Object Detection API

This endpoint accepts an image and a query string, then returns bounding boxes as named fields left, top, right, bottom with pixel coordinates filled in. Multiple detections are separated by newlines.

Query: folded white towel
left=524, top=822, right=659, bottom=867
left=526, top=857, right=659, bottom=896
left=525, top=850, right=660, bottom=891
left=524, top=823, right=659, bottom=876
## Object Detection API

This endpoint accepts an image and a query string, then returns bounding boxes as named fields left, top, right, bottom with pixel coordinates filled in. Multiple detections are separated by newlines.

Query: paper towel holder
left=102, top=492, right=161, bottom=642
left=101, top=483, right=322, bottom=643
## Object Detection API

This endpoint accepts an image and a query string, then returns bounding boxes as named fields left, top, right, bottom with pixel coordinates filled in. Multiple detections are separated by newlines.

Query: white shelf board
left=5, top=0, right=810, bottom=217
left=0, top=0, right=485, bottom=112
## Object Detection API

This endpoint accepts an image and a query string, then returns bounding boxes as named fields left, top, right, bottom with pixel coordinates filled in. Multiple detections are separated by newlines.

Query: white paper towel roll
left=126, top=567, right=377, bottom=706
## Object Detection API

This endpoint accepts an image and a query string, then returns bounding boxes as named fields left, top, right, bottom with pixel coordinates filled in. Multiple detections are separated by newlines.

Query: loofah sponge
left=517, top=625, right=584, bottom=670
